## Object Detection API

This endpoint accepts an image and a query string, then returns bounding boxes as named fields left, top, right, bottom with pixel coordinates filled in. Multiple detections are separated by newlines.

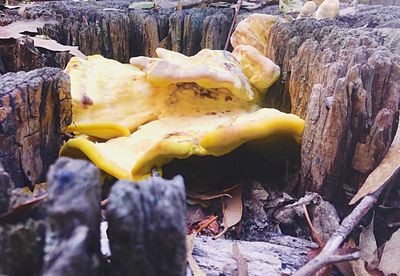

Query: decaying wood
left=295, top=119, right=400, bottom=275
left=0, top=167, right=46, bottom=276
left=0, top=68, right=71, bottom=187
left=0, top=1, right=236, bottom=71
left=0, top=0, right=281, bottom=72
left=192, top=235, right=317, bottom=275
left=0, top=218, right=46, bottom=276
left=0, top=162, right=13, bottom=214
left=44, top=157, right=102, bottom=276
left=106, top=176, right=187, bottom=276
left=265, top=5, right=400, bottom=200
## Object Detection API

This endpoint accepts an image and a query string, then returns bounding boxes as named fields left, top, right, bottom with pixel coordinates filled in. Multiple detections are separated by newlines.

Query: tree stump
left=0, top=68, right=71, bottom=187
left=43, top=157, right=102, bottom=276
left=265, top=5, right=400, bottom=201
left=106, top=176, right=187, bottom=276
left=0, top=162, right=13, bottom=213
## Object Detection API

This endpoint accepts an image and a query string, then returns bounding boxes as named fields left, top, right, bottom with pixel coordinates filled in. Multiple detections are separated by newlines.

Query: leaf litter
left=0, top=19, right=86, bottom=58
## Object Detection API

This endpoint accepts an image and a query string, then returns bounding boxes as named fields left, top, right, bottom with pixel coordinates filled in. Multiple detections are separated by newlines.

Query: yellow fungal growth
left=315, top=0, right=339, bottom=20
left=230, top=14, right=278, bottom=56
left=65, top=55, right=159, bottom=139
left=131, top=48, right=255, bottom=101
left=61, top=47, right=305, bottom=180
left=297, top=1, right=318, bottom=19
left=232, top=45, right=280, bottom=91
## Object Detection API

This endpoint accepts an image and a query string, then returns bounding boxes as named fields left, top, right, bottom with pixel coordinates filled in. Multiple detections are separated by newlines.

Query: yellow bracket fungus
left=60, top=46, right=304, bottom=180
left=230, top=14, right=278, bottom=56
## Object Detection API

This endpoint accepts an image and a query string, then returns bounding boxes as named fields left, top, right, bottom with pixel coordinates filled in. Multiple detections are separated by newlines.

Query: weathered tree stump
left=265, top=6, right=400, bottom=201
left=0, top=68, right=71, bottom=186
left=0, top=1, right=280, bottom=73
left=0, top=218, right=46, bottom=276
left=0, top=162, right=13, bottom=214
left=43, top=157, right=102, bottom=276
left=106, top=176, right=187, bottom=276
left=0, top=166, right=46, bottom=276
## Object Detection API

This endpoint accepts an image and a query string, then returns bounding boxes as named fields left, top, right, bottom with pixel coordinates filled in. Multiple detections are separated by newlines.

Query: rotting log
left=106, top=176, right=187, bottom=276
left=43, top=157, right=102, bottom=276
left=192, top=235, right=317, bottom=275
left=265, top=5, right=400, bottom=201
left=0, top=68, right=71, bottom=187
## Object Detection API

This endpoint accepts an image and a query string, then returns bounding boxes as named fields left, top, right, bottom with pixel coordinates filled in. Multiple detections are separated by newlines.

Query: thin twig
left=325, top=251, right=360, bottom=263
left=224, top=0, right=244, bottom=51
left=294, top=118, right=400, bottom=275
left=293, top=185, right=385, bottom=276
left=303, top=204, right=324, bottom=247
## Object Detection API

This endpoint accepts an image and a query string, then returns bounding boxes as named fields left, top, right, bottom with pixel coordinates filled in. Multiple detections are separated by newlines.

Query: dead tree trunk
left=0, top=68, right=72, bottom=187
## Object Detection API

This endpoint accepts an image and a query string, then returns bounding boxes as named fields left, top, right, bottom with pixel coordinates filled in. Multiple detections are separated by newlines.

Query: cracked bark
left=0, top=68, right=72, bottom=186
left=265, top=5, right=400, bottom=201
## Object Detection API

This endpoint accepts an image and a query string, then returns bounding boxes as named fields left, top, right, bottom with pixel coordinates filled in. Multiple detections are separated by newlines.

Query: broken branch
left=294, top=118, right=400, bottom=275
left=224, top=0, right=244, bottom=50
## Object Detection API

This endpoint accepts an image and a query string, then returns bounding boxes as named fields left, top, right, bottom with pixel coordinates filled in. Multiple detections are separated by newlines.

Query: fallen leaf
left=0, top=19, right=55, bottom=39
left=187, top=205, right=207, bottom=228
left=32, top=37, right=86, bottom=59
left=359, top=215, right=379, bottom=270
left=0, top=194, right=47, bottom=224
left=378, top=228, right=400, bottom=276
left=186, top=233, right=206, bottom=276
left=350, top=119, right=400, bottom=205
left=232, top=242, right=248, bottom=276
left=187, top=191, right=232, bottom=201
left=128, top=1, right=155, bottom=9
left=158, top=35, right=171, bottom=49
left=196, top=215, right=219, bottom=235
left=0, top=4, right=20, bottom=9
left=214, top=184, right=243, bottom=239
left=335, top=239, right=357, bottom=276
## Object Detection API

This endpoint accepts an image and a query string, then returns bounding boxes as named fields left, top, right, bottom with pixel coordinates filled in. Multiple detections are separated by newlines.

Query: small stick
left=224, top=0, right=244, bottom=51
left=293, top=185, right=385, bottom=276
left=303, top=204, right=324, bottom=247
left=295, top=118, right=399, bottom=275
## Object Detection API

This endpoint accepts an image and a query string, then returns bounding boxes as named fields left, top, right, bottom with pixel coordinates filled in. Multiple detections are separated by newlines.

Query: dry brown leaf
left=195, top=215, right=218, bottom=234
left=0, top=194, right=47, bottom=224
left=214, top=184, right=243, bottom=239
left=187, top=191, right=232, bottom=201
left=378, top=228, right=400, bottom=276
left=232, top=242, right=249, bottom=276
left=32, top=37, right=86, bottom=59
left=0, top=19, right=85, bottom=58
left=158, top=35, right=171, bottom=49
left=187, top=205, right=207, bottom=228
left=359, top=215, right=379, bottom=270
left=186, top=233, right=206, bottom=276
left=350, top=120, right=400, bottom=204
left=0, top=19, right=55, bottom=39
